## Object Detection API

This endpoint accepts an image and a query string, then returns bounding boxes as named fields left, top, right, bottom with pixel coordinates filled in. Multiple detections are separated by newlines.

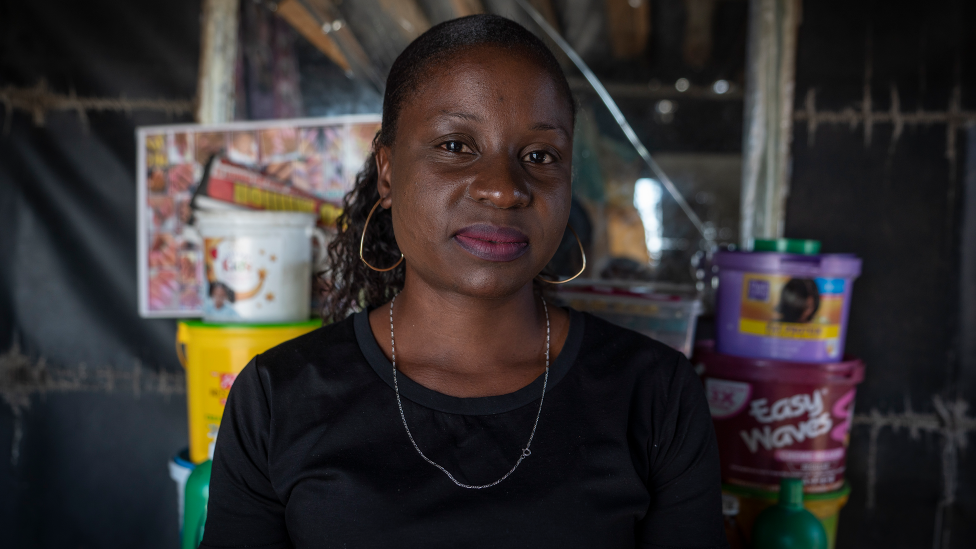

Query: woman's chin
left=422, top=265, right=538, bottom=301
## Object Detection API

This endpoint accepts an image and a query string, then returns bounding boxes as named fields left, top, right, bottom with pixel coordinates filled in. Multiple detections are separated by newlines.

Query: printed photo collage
left=138, top=116, right=382, bottom=317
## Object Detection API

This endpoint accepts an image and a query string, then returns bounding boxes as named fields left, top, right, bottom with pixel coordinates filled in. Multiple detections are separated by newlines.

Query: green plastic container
left=750, top=479, right=828, bottom=549
left=722, top=482, right=850, bottom=549
left=182, top=457, right=212, bottom=549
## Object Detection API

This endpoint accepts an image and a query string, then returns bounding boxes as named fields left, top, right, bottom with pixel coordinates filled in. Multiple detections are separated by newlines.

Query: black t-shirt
left=201, top=309, right=727, bottom=549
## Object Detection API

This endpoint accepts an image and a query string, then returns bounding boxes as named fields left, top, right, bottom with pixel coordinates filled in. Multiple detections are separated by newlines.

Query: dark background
left=1, top=0, right=974, bottom=547
left=787, top=1, right=976, bottom=547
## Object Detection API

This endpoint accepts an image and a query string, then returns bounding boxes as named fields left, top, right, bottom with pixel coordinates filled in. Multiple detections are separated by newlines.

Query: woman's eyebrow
left=530, top=122, right=570, bottom=139
left=438, top=110, right=483, bottom=122
left=436, top=111, right=569, bottom=139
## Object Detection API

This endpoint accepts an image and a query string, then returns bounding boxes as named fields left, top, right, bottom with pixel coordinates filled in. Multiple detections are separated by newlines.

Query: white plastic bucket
left=194, top=211, right=328, bottom=323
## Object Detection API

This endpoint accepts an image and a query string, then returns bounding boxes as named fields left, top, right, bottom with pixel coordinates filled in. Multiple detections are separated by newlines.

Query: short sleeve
left=200, top=358, right=292, bottom=549
left=637, top=353, right=728, bottom=548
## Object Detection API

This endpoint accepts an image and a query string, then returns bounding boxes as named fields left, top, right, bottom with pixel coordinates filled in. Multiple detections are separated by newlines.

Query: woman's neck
left=367, top=275, right=569, bottom=398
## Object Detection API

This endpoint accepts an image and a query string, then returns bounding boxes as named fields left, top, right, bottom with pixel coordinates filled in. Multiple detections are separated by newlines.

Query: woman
left=202, top=15, right=725, bottom=549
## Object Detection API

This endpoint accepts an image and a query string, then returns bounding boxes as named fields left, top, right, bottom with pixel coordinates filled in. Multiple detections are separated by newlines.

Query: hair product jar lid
left=753, top=238, right=821, bottom=255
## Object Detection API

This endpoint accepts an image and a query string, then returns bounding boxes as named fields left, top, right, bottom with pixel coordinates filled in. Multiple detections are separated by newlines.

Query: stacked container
left=696, top=239, right=863, bottom=549
left=176, top=320, right=321, bottom=463
left=556, top=280, right=702, bottom=358
left=177, top=210, right=327, bottom=463
left=171, top=211, right=326, bottom=539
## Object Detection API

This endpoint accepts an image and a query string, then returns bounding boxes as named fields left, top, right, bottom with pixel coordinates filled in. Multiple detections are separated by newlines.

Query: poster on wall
left=136, top=114, right=382, bottom=318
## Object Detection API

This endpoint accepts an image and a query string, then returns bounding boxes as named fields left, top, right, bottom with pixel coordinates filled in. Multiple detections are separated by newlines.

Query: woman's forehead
left=405, top=47, right=573, bottom=127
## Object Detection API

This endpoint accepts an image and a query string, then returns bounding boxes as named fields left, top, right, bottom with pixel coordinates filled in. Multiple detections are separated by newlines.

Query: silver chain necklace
left=389, top=295, right=550, bottom=489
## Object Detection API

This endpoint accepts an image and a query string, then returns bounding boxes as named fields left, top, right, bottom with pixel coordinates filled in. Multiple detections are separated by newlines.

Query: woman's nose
left=466, top=154, right=530, bottom=209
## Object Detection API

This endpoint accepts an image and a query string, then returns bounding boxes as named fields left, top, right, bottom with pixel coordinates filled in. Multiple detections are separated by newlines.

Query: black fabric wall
left=0, top=1, right=974, bottom=548
left=788, top=1, right=975, bottom=547
left=0, top=1, right=199, bottom=547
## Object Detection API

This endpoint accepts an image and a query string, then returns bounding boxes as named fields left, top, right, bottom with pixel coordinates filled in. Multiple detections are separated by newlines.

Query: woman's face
left=376, top=46, right=574, bottom=299
left=212, top=285, right=227, bottom=308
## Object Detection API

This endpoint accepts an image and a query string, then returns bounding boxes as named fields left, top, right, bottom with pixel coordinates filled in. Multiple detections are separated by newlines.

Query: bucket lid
left=753, top=238, right=821, bottom=255
left=695, top=341, right=865, bottom=385
left=714, top=251, right=862, bottom=278
left=178, top=319, right=322, bottom=330
left=195, top=210, right=317, bottom=228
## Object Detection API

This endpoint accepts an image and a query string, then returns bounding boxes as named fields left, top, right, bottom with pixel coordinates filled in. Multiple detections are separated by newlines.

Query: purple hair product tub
left=714, top=243, right=861, bottom=362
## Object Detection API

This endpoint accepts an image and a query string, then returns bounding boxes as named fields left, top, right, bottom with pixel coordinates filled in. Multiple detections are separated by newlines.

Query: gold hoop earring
left=360, top=198, right=404, bottom=272
left=537, top=225, right=587, bottom=284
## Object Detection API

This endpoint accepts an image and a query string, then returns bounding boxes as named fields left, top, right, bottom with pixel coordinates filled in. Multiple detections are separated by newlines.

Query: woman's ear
left=375, top=146, right=394, bottom=209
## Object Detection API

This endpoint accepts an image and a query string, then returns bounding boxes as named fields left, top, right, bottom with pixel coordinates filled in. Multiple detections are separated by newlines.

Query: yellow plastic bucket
left=723, top=482, right=851, bottom=549
left=176, top=320, right=321, bottom=463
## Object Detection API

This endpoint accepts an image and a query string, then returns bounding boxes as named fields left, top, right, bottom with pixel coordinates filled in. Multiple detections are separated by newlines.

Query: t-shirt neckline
left=353, top=306, right=584, bottom=416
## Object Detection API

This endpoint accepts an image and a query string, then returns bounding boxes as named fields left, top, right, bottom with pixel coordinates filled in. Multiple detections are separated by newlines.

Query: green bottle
left=182, top=443, right=214, bottom=549
left=752, top=479, right=828, bottom=549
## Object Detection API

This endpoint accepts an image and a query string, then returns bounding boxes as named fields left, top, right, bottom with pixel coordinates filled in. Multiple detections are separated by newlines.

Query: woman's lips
left=453, top=224, right=529, bottom=262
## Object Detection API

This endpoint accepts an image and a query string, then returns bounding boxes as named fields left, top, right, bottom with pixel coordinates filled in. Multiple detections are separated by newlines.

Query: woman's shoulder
left=251, top=313, right=363, bottom=385
left=572, top=310, right=695, bottom=389
left=575, top=310, right=687, bottom=363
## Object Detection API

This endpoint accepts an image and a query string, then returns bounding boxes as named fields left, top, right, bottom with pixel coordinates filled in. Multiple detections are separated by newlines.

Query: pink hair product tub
left=695, top=342, right=864, bottom=493
left=713, top=247, right=861, bottom=362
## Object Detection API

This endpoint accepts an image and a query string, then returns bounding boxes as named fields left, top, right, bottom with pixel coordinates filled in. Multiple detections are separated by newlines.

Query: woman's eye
left=441, top=141, right=466, bottom=153
left=524, top=151, right=553, bottom=164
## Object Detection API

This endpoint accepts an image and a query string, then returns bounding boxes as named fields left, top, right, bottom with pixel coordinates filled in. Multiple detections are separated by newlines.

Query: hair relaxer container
left=713, top=251, right=862, bottom=362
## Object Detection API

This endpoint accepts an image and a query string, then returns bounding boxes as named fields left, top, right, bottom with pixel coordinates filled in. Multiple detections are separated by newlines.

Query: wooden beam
left=451, top=0, right=485, bottom=16
left=378, top=0, right=431, bottom=39
left=196, top=0, right=240, bottom=123
left=605, top=0, right=651, bottom=59
left=275, top=0, right=351, bottom=72
left=417, top=0, right=483, bottom=24
left=301, top=0, right=388, bottom=89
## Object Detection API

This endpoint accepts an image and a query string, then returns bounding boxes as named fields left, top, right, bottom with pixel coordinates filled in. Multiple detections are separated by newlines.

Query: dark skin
left=368, top=46, right=575, bottom=398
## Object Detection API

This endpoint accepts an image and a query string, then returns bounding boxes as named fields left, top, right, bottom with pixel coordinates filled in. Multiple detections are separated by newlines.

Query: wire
left=516, top=0, right=711, bottom=242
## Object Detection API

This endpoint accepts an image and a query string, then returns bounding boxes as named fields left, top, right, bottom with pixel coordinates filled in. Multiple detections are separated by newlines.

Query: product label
left=739, top=273, right=845, bottom=356
left=205, top=371, right=239, bottom=444
left=706, top=378, right=752, bottom=419
left=707, top=375, right=858, bottom=492
left=204, top=158, right=343, bottom=227
left=203, top=236, right=280, bottom=320
left=739, top=389, right=833, bottom=453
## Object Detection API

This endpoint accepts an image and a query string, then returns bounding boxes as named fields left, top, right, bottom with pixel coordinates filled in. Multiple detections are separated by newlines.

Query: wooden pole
left=740, top=0, right=801, bottom=247
left=195, top=0, right=240, bottom=124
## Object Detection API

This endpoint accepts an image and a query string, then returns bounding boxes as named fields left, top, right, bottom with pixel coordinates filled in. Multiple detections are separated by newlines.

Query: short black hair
left=379, top=13, right=576, bottom=148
